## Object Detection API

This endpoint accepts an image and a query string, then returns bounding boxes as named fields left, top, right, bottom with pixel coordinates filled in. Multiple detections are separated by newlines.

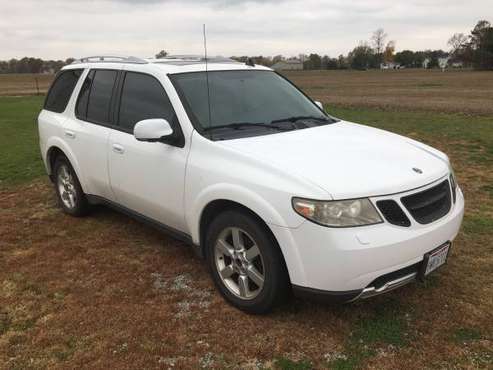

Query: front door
left=108, top=71, right=188, bottom=232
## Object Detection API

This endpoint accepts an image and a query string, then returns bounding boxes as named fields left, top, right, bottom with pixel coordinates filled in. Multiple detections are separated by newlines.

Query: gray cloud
left=1, top=0, right=491, bottom=60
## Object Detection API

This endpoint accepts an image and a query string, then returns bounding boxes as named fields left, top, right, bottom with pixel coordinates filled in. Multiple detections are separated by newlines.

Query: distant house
left=271, top=58, right=303, bottom=71
left=380, top=62, right=401, bottom=70
left=451, top=61, right=464, bottom=68
left=422, top=58, right=431, bottom=69
left=438, top=57, right=450, bottom=70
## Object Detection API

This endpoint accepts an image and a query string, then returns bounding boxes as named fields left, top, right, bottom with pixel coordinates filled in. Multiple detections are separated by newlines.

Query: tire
left=205, top=210, right=290, bottom=314
left=53, top=156, right=90, bottom=217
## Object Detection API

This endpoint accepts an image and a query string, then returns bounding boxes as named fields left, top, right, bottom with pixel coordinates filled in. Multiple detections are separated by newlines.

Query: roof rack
left=72, top=56, right=148, bottom=64
left=152, top=55, right=238, bottom=64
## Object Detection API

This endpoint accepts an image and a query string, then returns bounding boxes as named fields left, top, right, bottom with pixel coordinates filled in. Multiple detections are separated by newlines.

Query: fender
left=187, top=182, right=303, bottom=245
left=187, top=183, right=307, bottom=285
left=45, top=136, right=87, bottom=192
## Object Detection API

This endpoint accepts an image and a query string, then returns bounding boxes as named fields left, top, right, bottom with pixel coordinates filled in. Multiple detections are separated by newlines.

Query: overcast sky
left=1, top=0, right=491, bottom=60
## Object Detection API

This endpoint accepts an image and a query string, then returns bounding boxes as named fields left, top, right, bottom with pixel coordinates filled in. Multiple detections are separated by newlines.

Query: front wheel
left=206, top=210, right=290, bottom=314
left=53, top=156, right=89, bottom=217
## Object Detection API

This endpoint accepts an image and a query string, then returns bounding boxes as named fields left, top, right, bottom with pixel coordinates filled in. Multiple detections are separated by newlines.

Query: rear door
left=66, top=68, right=120, bottom=200
left=108, top=71, right=188, bottom=232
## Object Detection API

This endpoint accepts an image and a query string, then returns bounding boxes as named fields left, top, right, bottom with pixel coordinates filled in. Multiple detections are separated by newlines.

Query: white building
left=438, top=57, right=450, bottom=70
left=380, top=62, right=401, bottom=70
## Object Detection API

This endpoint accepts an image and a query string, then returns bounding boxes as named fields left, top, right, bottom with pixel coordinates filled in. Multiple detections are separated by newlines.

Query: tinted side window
left=44, top=69, right=83, bottom=113
left=118, top=72, right=175, bottom=131
left=86, top=70, right=118, bottom=124
left=75, top=70, right=94, bottom=119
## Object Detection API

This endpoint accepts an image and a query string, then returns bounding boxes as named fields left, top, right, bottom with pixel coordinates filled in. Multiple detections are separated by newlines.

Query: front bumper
left=270, top=184, right=464, bottom=300
left=292, top=258, right=423, bottom=303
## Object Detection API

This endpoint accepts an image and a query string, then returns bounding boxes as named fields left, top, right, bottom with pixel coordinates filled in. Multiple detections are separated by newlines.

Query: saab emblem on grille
left=412, top=167, right=423, bottom=174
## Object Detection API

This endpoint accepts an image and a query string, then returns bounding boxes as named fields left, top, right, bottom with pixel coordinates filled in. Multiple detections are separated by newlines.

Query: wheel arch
left=44, top=139, right=86, bottom=192
left=46, top=146, right=65, bottom=178
left=198, top=199, right=290, bottom=279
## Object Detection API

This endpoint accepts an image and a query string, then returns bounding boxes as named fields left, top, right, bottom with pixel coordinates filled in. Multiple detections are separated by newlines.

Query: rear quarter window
left=44, top=69, right=83, bottom=113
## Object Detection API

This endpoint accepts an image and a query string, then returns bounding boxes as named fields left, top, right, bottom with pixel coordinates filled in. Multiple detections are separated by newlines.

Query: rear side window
left=86, top=70, right=118, bottom=124
left=118, top=72, right=175, bottom=131
left=44, top=69, right=83, bottom=113
left=75, top=70, right=94, bottom=119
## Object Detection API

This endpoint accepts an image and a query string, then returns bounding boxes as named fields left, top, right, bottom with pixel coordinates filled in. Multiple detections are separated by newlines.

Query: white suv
left=38, top=55, right=464, bottom=313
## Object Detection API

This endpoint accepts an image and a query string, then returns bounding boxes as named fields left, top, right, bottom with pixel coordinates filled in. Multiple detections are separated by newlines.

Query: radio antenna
left=203, top=24, right=212, bottom=132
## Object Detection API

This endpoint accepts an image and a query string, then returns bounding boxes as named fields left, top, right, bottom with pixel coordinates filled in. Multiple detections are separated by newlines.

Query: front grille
left=401, top=180, right=451, bottom=224
left=376, top=200, right=411, bottom=227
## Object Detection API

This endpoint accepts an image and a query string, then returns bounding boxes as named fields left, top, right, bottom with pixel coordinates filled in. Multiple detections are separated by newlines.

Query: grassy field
left=0, top=71, right=492, bottom=369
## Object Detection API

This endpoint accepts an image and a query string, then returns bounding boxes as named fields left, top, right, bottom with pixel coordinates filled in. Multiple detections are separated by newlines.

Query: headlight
left=292, top=197, right=382, bottom=227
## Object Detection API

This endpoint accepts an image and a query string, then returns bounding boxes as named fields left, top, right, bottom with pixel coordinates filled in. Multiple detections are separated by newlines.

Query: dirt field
left=0, top=77, right=492, bottom=369
left=284, top=69, right=493, bottom=116
left=0, top=74, right=53, bottom=97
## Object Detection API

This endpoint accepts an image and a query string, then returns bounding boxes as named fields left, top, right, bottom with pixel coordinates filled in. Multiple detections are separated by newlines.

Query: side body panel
left=184, top=131, right=331, bottom=284
left=107, top=65, right=194, bottom=232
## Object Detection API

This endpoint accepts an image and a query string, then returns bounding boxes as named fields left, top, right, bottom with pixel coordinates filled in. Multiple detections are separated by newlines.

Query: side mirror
left=134, top=119, right=173, bottom=142
left=315, top=101, right=324, bottom=110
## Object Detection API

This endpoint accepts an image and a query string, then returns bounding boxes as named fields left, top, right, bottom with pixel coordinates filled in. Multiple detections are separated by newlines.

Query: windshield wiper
left=271, top=115, right=333, bottom=125
left=203, top=122, right=294, bottom=132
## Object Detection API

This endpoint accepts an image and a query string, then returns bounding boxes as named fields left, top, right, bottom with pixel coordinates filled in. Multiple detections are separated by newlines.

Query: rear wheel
left=206, top=210, right=290, bottom=314
left=53, top=156, right=89, bottom=216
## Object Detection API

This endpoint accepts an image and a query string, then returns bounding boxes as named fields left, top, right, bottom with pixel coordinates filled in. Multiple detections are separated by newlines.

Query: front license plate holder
left=419, top=242, right=451, bottom=280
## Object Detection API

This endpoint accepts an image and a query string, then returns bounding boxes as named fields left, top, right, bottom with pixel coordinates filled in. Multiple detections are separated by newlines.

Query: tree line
left=234, top=20, right=492, bottom=71
left=0, top=57, right=75, bottom=74
left=1, top=20, right=491, bottom=74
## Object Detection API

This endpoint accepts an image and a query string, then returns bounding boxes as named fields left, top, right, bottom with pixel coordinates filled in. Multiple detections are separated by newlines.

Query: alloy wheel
left=57, top=164, right=77, bottom=209
left=214, top=227, right=265, bottom=300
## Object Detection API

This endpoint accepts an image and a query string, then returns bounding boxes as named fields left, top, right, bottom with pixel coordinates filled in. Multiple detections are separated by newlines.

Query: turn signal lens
left=292, top=197, right=382, bottom=227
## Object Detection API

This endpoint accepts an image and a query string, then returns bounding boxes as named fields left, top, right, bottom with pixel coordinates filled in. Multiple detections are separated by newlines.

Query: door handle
left=112, top=143, right=125, bottom=154
left=64, top=130, right=76, bottom=139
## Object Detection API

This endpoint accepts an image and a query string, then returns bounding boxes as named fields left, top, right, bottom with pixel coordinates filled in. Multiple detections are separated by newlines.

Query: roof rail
left=153, top=55, right=238, bottom=63
left=72, top=56, right=148, bottom=64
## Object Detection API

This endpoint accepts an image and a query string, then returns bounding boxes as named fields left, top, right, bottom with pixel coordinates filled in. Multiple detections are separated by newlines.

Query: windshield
left=170, top=70, right=336, bottom=139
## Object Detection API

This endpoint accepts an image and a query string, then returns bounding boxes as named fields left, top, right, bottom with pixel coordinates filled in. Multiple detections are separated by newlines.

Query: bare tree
left=447, top=33, right=468, bottom=54
left=371, top=28, right=387, bottom=63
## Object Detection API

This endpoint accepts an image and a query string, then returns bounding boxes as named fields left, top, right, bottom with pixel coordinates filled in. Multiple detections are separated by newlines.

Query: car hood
left=218, top=121, right=450, bottom=199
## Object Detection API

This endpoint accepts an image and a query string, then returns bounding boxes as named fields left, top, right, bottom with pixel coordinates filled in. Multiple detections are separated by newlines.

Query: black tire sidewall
left=205, top=210, right=289, bottom=314
left=53, top=156, right=88, bottom=216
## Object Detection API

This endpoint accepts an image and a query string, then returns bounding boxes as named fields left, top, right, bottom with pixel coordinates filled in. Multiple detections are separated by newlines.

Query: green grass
left=351, top=315, right=406, bottom=348
left=0, top=96, right=45, bottom=186
left=480, top=184, right=493, bottom=198
left=326, top=301, right=408, bottom=369
left=453, top=327, right=482, bottom=342
left=463, top=215, right=493, bottom=234
left=329, top=106, right=493, bottom=155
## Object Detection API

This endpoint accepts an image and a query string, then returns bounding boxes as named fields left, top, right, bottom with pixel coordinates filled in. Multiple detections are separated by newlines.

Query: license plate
left=421, top=242, right=450, bottom=277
